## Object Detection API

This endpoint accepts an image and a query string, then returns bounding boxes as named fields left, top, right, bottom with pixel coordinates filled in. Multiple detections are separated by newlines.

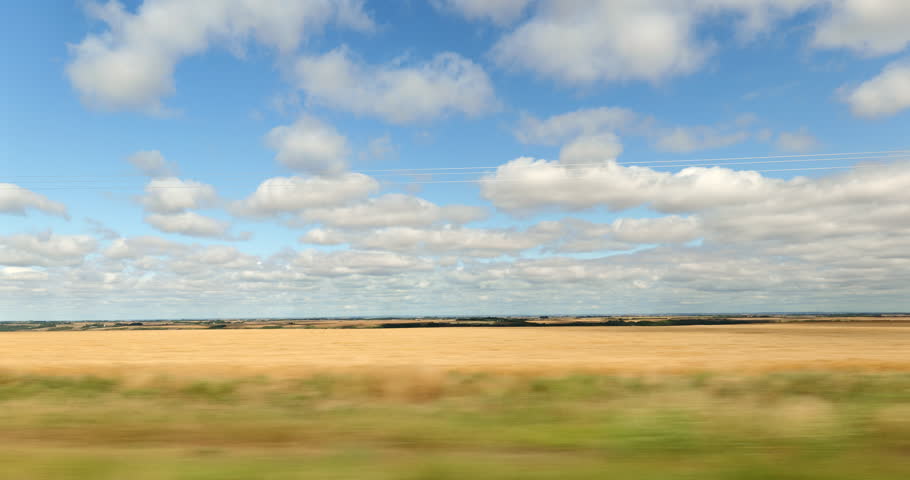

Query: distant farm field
left=2, top=323, right=909, bottom=479
left=1, top=323, right=909, bottom=378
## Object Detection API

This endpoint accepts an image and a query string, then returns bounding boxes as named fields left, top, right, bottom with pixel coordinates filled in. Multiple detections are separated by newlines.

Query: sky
left=2, top=0, right=910, bottom=321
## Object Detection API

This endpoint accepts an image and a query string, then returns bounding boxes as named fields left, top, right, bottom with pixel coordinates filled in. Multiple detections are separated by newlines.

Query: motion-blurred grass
left=0, top=371, right=908, bottom=479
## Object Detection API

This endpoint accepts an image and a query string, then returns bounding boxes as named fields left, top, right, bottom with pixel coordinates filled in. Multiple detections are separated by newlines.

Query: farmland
left=1, top=321, right=909, bottom=479
left=2, top=322, right=909, bottom=377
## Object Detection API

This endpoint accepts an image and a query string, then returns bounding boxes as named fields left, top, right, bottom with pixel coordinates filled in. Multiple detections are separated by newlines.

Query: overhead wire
left=2, top=149, right=908, bottom=191
left=5, top=148, right=909, bottom=180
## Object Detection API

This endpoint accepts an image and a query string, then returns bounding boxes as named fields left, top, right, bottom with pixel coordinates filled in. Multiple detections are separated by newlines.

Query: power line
left=3, top=162, right=902, bottom=191
left=376, top=163, right=897, bottom=185
left=2, top=151, right=908, bottom=191
left=366, top=153, right=910, bottom=178
left=5, top=149, right=908, bottom=180
left=356, top=149, right=910, bottom=173
left=10, top=154, right=910, bottom=185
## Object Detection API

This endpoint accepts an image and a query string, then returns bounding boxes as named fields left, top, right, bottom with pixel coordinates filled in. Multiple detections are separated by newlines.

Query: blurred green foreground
left=0, top=372, right=908, bottom=479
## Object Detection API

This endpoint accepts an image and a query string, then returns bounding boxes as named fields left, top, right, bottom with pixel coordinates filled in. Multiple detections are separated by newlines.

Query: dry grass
left=2, top=323, right=910, bottom=479
left=0, top=370, right=908, bottom=479
left=1, top=323, right=909, bottom=379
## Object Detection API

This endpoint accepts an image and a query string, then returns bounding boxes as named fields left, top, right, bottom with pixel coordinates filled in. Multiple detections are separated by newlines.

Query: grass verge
left=0, top=371, right=907, bottom=479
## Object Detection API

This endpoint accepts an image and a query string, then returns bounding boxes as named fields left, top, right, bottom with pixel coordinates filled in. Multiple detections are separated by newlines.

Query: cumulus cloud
left=293, top=249, right=433, bottom=276
left=655, top=126, right=751, bottom=153
left=481, top=158, right=784, bottom=213
left=135, top=176, right=243, bottom=239
left=696, top=161, right=910, bottom=245
left=842, top=59, right=910, bottom=118
left=610, top=216, right=701, bottom=244
left=9, top=159, right=910, bottom=318
left=66, top=0, right=374, bottom=113
left=558, top=133, right=624, bottom=165
left=295, top=46, right=498, bottom=124
left=139, top=177, right=218, bottom=214
left=300, top=215, right=703, bottom=257
left=515, top=107, right=640, bottom=145
left=103, top=235, right=189, bottom=259
left=491, top=0, right=710, bottom=86
left=85, top=218, right=120, bottom=241
left=431, top=0, right=533, bottom=25
left=531, top=216, right=700, bottom=253
left=0, top=233, right=96, bottom=267
left=304, top=225, right=551, bottom=258
left=299, top=228, right=349, bottom=245
left=232, top=173, right=378, bottom=217
left=776, top=128, right=820, bottom=152
left=516, top=106, right=754, bottom=154
left=145, top=212, right=231, bottom=238
left=298, top=194, right=487, bottom=229
left=0, top=184, right=69, bottom=218
left=266, top=115, right=349, bottom=175
left=128, top=150, right=177, bottom=177
left=481, top=157, right=910, bottom=264
left=489, top=1, right=910, bottom=88
left=0, top=266, right=48, bottom=282
left=364, top=134, right=397, bottom=161
left=812, top=0, right=910, bottom=56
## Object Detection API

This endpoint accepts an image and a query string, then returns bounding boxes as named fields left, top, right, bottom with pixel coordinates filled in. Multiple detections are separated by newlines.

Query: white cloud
left=67, top=0, right=374, bottom=113
left=481, top=157, right=787, bottom=213
left=655, top=126, right=751, bottom=153
left=292, top=249, right=433, bottom=276
left=489, top=1, right=910, bottom=88
left=0, top=233, right=96, bottom=267
left=491, top=0, right=710, bottom=86
left=695, top=161, right=910, bottom=244
left=266, top=115, right=349, bottom=175
left=842, top=59, right=910, bottom=118
left=194, top=245, right=250, bottom=265
left=10, top=159, right=910, bottom=319
left=515, top=107, right=640, bottom=145
left=516, top=106, right=754, bottom=154
left=295, top=46, right=498, bottom=124
left=533, top=216, right=700, bottom=253
left=128, top=150, right=177, bottom=177
left=364, top=134, right=397, bottom=161
left=139, top=177, right=218, bottom=214
left=609, top=216, right=701, bottom=244
left=232, top=173, right=379, bottom=217
left=356, top=227, right=543, bottom=257
left=0, top=267, right=48, bottom=282
left=432, top=0, right=533, bottom=25
left=299, top=228, right=349, bottom=245
left=558, top=133, right=624, bottom=165
left=103, top=235, right=189, bottom=259
left=85, top=218, right=120, bottom=240
left=145, top=212, right=231, bottom=238
left=0, top=184, right=69, bottom=218
left=481, top=158, right=910, bottom=268
left=303, top=225, right=549, bottom=258
left=300, top=215, right=702, bottom=257
left=812, top=0, right=910, bottom=56
left=299, top=193, right=487, bottom=229
left=776, top=128, right=820, bottom=152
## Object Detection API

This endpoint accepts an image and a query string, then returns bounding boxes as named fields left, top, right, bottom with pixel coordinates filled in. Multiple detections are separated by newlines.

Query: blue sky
left=2, top=0, right=910, bottom=321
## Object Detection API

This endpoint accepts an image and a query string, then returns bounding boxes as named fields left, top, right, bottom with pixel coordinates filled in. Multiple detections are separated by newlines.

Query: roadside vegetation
left=0, top=371, right=908, bottom=479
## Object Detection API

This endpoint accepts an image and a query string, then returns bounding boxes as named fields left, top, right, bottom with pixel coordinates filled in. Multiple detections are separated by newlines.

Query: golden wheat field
left=3, top=323, right=910, bottom=479
left=2, top=323, right=909, bottom=378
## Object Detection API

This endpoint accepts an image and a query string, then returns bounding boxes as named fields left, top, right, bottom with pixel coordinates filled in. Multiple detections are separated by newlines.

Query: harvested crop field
left=3, top=322, right=910, bottom=479
left=2, top=323, right=909, bottom=378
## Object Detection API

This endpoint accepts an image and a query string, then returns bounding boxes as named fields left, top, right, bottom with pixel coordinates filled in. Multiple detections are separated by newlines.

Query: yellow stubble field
left=2, top=322, right=909, bottom=378
left=2, top=322, right=910, bottom=479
